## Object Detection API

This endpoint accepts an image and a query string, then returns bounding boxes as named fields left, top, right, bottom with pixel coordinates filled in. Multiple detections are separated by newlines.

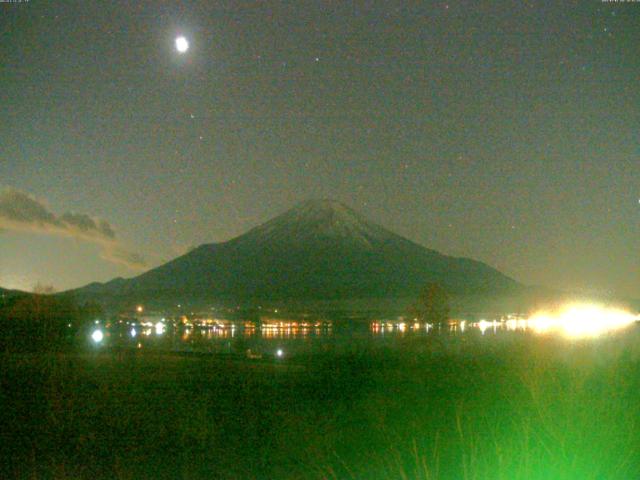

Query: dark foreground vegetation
left=0, top=293, right=102, bottom=353
left=2, top=330, right=640, bottom=480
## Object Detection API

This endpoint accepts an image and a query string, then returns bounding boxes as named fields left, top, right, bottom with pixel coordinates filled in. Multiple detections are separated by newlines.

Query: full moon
left=175, top=36, right=189, bottom=53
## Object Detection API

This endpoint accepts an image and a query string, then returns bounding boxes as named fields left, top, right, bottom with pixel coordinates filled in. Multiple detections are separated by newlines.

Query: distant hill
left=67, top=200, right=520, bottom=309
left=0, top=287, right=31, bottom=311
left=0, top=287, right=28, bottom=300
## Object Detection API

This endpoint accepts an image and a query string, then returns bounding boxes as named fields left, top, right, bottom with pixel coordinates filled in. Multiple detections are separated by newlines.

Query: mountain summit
left=236, top=199, right=394, bottom=250
left=70, top=200, right=518, bottom=304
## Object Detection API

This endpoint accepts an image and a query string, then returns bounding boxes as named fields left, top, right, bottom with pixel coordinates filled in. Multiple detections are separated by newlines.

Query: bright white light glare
left=155, top=322, right=165, bottom=335
left=276, top=348, right=283, bottom=358
left=175, top=36, right=189, bottom=53
left=130, top=327, right=137, bottom=338
left=527, top=303, right=637, bottom=339
left=91, top=329, right=104, bottom=343
left=478, top=320, right=489, bottom=335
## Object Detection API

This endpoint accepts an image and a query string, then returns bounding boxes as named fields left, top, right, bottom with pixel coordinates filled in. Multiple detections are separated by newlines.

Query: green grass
left=1, top=333, right=640, bottom=479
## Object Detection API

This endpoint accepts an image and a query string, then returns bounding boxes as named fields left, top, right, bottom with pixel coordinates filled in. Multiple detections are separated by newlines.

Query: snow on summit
left=239, top=199, right=393, bottom=249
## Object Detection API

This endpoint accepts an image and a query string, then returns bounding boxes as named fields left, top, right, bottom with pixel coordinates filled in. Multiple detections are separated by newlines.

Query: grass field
left=2, top=331, right=640, bottom=479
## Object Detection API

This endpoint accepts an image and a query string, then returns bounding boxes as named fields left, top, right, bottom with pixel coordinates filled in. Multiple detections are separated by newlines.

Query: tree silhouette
left=0, top=295, right=103, bottom=352
left=409, top=283, right=450, bottom=324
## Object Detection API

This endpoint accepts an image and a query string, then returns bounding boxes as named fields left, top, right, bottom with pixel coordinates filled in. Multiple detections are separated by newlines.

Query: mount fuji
left=68, top=200, right=519, bottom=306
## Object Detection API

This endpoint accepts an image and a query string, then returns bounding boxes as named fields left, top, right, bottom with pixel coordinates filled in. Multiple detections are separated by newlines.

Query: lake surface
left=90, top=312, right=640, bottom=358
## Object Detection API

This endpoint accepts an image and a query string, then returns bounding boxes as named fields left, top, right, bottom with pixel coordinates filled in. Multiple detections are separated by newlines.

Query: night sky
left=1, top=0, right=638, bottom=297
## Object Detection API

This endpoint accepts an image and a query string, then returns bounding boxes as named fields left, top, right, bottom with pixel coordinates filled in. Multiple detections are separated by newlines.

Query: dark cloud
left=98, top=220, right=116, bottom=239
left=60, top=213, right=116, bottom=240
left=102, top=247, right=147, bottom=269
left=0, top=188, right=146, bottom=270
left=0, top=189, right=59, bottom=227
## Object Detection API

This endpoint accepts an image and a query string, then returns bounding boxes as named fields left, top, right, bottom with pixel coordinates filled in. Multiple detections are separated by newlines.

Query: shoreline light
left=175, top=36, right=189, bottom=53
left=155, top=321, right=165, bottom=335
left=527, top=303, right=637, bottom=339
left=91, top=329, right=104, bottom=343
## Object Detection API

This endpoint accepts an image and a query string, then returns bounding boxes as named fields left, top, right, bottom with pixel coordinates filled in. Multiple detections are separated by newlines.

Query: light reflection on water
left=102, top=306, right=640, bottom=358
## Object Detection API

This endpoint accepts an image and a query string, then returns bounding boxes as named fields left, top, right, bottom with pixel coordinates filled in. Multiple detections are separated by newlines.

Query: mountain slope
left=0, top=287, right=31, bottom=306
left=69, top=200, right=519, bottom=303
left=0, top=286, right=27, bottom=297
